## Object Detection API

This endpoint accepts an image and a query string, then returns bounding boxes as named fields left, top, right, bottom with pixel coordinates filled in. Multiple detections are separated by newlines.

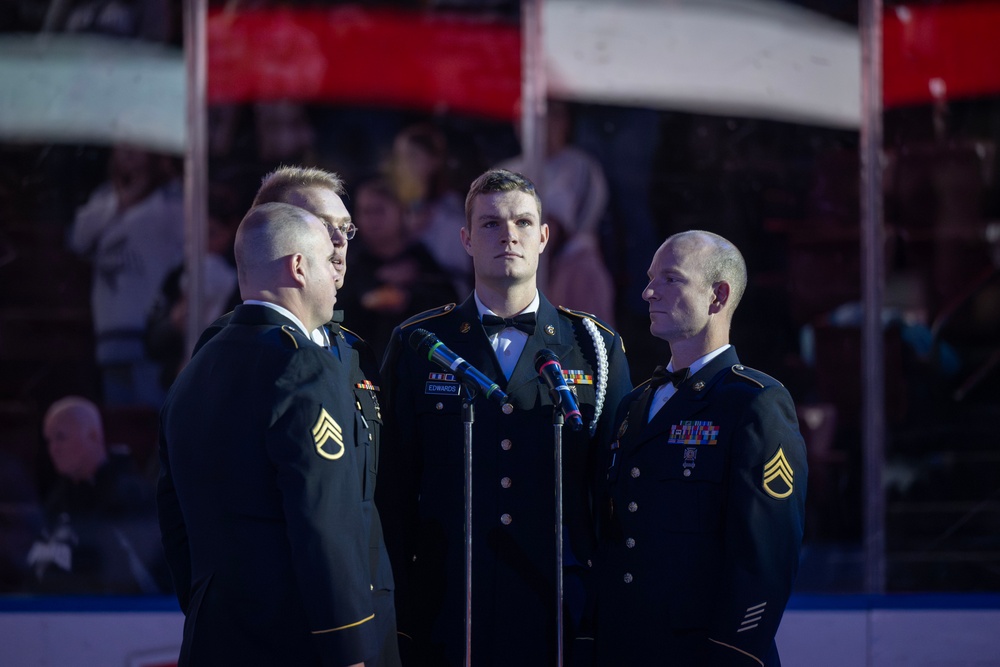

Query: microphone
left=534, top=349, right=584, bottom=431
left=409, top=328, right=508, bottom=404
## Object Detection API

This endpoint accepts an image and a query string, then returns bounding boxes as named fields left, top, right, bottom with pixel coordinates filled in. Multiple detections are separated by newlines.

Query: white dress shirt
left=474, top=290, right=540, bottom=380
left=647, top=344, right=731, bottom=422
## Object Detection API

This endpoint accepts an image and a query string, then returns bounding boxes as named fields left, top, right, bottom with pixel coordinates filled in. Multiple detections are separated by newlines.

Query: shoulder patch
left=339, top=324, right=365, bottom=343
left=557, top=305, right=616, bottom=337
left=280, top=325, right=301, bottom=349
left=730, top=364, right=783, bottom=389
left=401, top=303, right=457, bottom=329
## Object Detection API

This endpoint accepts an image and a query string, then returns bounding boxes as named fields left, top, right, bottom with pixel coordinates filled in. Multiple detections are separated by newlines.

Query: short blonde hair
left=252, top=166, right=345, bottom=207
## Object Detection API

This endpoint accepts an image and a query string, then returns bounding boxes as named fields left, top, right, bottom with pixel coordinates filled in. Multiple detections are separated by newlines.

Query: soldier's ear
left=289, top=253, right=307, bottom=287
left=460, top=226, right=473, bottom=256
left=711, top=281, right=730, bottom=310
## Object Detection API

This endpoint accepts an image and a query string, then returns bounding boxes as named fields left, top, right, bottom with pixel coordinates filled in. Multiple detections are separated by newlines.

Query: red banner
left=208, top=6, right=521, bottom=119
left=883, top=1, right=1000, bottom=108
left=207, top=3, right=1000, bottom=119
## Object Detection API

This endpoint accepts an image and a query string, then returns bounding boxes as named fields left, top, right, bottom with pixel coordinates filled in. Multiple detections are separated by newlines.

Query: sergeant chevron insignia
left=762, top=447, right=794, bottom=498
left=313, top=408, right=345, bottom=460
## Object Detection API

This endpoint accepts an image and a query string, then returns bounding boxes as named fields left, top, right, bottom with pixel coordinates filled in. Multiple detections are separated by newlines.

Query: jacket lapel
left=616, top=381, right=656, bottom=449
left=332, top=329, right=356, bottom=369
left=445, top=295, right=507, bottom=386
left=505, top=295, right=572, bottom=398
left=629, top=348, right=740, bottom=451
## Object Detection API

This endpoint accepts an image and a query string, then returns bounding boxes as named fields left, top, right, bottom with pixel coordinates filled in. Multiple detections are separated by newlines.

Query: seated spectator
left=499, top=100, right=609, bottom=241
left=145, top=182, right=241, bottom=389
left=384, top=121, right=472, bottom=295
left=24, top=396, right=168, bottom=594
left=336, top=177, right=459, bottom=360
left=498, top=99, right=615, bottom=323
left=545, top=213, right=616, bottom=326
left=69, top=144, right=184, bottom=408
left=253, top=100, right=319, bottom=170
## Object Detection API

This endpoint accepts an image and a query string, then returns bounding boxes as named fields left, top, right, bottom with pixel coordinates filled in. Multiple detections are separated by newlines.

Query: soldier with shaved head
left=595, top=230, right=807, bottom=666
left=158, top=202, right=379, bottom=667
left=192, top=167, right=401, bottom=667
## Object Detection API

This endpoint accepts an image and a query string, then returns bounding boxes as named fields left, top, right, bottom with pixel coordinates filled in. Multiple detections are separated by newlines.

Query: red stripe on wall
left=883, top=1, right=1000, bottom=108
left=207, top=4, right=1000, bottom=118
left=207, top=7, right=521, bottom=120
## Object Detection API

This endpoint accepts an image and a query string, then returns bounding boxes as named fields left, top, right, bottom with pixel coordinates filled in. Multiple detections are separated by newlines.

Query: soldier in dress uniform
left=158, top=202, right=375, bottom=666
left=191, top=167, right=400, bottom=667
left=594, top=230, right=807, bottom=666
left=377, top=169, right=632, bottom=666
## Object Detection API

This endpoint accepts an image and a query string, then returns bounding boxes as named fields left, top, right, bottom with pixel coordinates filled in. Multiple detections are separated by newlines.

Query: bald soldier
left=595, top=230, right=807, bottom=666
left=192, top=167, right=401, bottom=667
left=158, top=202, right=378, bottom=666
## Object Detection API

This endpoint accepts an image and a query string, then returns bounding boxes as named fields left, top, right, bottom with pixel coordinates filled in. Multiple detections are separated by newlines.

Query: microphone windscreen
left=409, top=328, right=434, bottom=353
left=534, top=348, right=559, bottom=373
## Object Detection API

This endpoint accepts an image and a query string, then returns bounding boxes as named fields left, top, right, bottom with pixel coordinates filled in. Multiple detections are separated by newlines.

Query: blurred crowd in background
left=1, top=0, right=999, bottom=596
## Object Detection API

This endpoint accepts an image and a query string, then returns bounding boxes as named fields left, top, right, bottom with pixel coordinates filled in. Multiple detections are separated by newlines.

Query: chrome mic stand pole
left=552, top=408, right=565, bottom=667
left=461, top=392, right=475, bottom=667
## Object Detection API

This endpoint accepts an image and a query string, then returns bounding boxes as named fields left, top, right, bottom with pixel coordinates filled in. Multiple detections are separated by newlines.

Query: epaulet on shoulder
left=401, top=303, right=457, bottom=329
left=730, top=364, right=783, bottom=389
left=339, top=324, right=364, bottom=343
left=280, top=325, right=302, bottom=349
left=557, top=306, right=616, bottom=337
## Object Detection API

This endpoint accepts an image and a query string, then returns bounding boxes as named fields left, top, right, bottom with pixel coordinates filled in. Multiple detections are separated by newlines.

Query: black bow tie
left=482, top=312, right=536, bottom=336
left=651, top=365, right=690, bottom=388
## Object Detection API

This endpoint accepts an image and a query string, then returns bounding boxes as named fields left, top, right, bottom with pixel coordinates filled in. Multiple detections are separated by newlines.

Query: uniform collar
left=242, top=300, right=324, bottom=346
left=472, top=289, right=540, bottom=319
left=668, top=344, right=731, bottom=377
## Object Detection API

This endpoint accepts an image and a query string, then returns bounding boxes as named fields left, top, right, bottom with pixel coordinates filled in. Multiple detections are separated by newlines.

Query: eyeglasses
left=330, top=222, right=357, bottom=241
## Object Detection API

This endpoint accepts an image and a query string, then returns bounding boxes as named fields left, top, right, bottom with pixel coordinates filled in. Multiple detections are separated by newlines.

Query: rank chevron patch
left=313, top=408, right=345, bottom=460
left=762, top=447, right=794, bottom=499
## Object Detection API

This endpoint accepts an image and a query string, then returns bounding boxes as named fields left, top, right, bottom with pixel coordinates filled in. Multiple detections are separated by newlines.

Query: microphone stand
left=461, top=387, right=476, bottom=667
left=551, top=401, right=566, bottom=667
